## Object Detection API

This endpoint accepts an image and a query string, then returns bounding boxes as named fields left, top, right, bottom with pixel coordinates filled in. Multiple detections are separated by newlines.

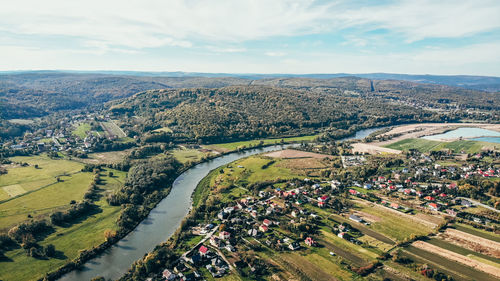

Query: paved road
left=456, top=197, right=500, bottom=214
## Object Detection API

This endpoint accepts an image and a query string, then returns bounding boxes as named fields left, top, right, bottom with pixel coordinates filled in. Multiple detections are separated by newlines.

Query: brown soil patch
left=264, top=149, right=331, bottom=159
left=354, top=210, right=381, bottom=222
left=351, top=143, right=402, bottom=155
left=279, top=158, right=327, bottom=170
left=440, top=229, right=500, bottom=258
left=412, top=241, right=500, bottom=278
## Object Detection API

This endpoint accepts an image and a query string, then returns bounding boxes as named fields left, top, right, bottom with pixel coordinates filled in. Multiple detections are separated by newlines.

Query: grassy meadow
left=0, top=167, right=125, bottom=281
left=72, top=122, right=91, bottom=138
left=0, top=153, right=126, bottom=281
left=205, top=135, right=318, bottom=152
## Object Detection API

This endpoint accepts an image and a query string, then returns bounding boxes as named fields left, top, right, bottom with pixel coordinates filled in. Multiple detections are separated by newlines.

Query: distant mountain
left=1, top=71, right=499, bottom=92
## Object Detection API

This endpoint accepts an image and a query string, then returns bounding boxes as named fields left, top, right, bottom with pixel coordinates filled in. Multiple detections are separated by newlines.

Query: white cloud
left=3, top=0, right=498, bottom=51
left=265, top=52, right=286, bottom=57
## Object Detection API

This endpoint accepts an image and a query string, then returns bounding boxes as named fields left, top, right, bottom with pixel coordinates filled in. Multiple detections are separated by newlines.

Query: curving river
left=59, top=128, right=380, bottom=281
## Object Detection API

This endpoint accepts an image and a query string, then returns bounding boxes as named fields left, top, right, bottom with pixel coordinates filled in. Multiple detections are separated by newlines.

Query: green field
left=354, top=203, right=434, bottom=241
left=152, top=126, right=173, bottom=133
left=385, top=138, right=497, bottom=153
left=205, top=135, right=318, bottom=151
left=72, top=123, right=91, bottom=138
left=171, top=148, right=210, bottom=163
left=0, top=168, right=124, bottom=281
left=0, top=155, right=85, bottom=202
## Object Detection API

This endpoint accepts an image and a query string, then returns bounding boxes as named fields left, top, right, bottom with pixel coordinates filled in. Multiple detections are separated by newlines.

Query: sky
left=1, top=0, right=500, bottom=76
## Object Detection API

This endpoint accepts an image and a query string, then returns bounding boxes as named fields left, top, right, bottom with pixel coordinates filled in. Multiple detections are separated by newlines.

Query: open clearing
left=82, top=149, right=131, bottom=164
left=412, top=241, right=500, bottom=278
left=264, top=149, right=331, bottom=159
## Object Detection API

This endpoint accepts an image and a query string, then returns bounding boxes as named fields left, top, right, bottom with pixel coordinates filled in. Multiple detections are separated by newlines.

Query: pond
left=422, top=127, right=500, bottom=142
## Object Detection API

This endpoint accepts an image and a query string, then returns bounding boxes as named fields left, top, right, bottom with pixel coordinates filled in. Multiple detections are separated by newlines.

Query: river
left=59, top=128, right=379, bottom=280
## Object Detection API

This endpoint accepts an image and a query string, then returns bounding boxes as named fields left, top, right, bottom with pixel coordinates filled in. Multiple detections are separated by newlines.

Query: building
left=349, top=214, right=363, bottom=223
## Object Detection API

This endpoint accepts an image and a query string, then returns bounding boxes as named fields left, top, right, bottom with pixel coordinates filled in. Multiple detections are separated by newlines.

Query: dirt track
left=412, top=241, right=500, bottom=278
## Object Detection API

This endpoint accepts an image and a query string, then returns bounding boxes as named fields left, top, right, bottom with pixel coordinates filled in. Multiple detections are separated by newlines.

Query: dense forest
left=110, top=86, right=449, bottom=143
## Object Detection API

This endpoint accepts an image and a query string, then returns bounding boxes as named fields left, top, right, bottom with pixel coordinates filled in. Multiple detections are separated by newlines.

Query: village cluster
left=151, top=148, right=499, bottom=280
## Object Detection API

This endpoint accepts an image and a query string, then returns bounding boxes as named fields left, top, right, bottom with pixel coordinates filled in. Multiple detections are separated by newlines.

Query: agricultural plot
left=402, top=246, right=498, bottom=281
left=412, top=241, right=500, bottom=279
left=0, top=172, right=93, bottom=230
left=0, top=168, right=124, bottom=281
left=100, top=121, right=127, bottom=138
left=0, top=155, right=85, bottom=200
left=353, top=201, right=438, bottom=241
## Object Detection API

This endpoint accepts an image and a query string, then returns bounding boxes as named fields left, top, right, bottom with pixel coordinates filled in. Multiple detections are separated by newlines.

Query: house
left=163, top=269, right=176, bottom=281
left=225, top=244, right=235, bottom=252
left=248, top=228, right=258, bottom=237
left=461, top=199, right=473, bottom=208
left=428, top=203, right=439, bottom=211
left=424, top=196, right=435, bottom=201
left=259, top=225, right=269, bottom=232
left=338, top=232, right=346, bottom=239
left=390, top=203, right=399, bottom=209
left=218, top=211, right=229, bottom=220
left=348, top=189, right=358, bottom=195
left=305, top=237, right=316, bottom=247
left=263, top=219, right=272, bottom=227
left=288, top=241, right=300, bottom=250
left=210, top=236, right=222, bottom=248
left=199, top=245, right=209, bottom=257
left=364, top=184, right=372, bottom=189
left=445, top=209, right=457, bottom=217
left=219, top=231, right=230, bottom=240
left=318, top=201, right=325, bottom=208
left=349, top=214, right=363, bottom=223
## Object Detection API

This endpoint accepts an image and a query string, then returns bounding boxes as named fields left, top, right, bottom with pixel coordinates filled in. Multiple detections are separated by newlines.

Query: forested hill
left=1, top=72, right=498, bottom=119
left=109, top=86, right=445, bottom=143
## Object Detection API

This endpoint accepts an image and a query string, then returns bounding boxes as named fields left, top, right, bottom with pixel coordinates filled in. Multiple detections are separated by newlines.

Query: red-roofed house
left=219, top=231, right=230, bottom=240
left=305, top=237, right=316, bottom=247
left=424, top=196, right=435, bottom=201
left=259, top=225, right=268, bottom=232
left=199, top=245, right=208, bottom=256
left=263, top=219, right=272, bottom=227
left=428, top=203, right=439, bottom=211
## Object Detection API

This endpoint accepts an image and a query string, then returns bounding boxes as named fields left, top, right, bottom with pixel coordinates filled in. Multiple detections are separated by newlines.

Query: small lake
left=422, top=127, right=500, bottom=142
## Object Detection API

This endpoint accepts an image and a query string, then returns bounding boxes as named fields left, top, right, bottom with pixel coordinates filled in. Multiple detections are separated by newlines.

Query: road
left=455, top=197, right=500, bottom=214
